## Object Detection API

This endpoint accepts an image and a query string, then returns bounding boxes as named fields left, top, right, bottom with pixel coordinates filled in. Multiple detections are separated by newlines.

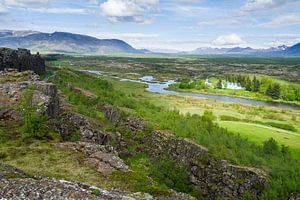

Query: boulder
left=290, top=193, right=300, bottom=200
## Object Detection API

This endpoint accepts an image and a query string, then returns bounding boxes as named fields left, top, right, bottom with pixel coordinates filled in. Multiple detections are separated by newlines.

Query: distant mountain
left=0, top=30, right=139, bottom=54
left=285, top=43, right=300, bottom=54
left=187, top=43, right=300, bottom=56
left=189, top=47, right=257, bottom=55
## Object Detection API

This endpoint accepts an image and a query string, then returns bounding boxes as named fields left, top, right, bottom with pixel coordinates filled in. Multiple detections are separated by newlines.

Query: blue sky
left=1, top=0, right=300, bottom=51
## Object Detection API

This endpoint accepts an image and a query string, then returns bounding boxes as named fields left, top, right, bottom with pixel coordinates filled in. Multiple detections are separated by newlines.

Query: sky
left=0, top=0, right=300, bottom=51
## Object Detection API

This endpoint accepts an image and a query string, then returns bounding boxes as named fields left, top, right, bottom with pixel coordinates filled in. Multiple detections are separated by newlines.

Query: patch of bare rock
left=0, top=69, right=59, bottom=118
left=54, top=142, right=128, bottom=175
left=0, top=164, right=192, bottom=200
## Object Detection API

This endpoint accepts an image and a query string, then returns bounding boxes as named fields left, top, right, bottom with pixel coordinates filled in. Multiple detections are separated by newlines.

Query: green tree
left=252, top=76, right=261, bottom=92
left=266, top=84, right=281, bottom=99
left=217, top=79, right=223, bottom=89
left=245, top=76, right=252, bottom=91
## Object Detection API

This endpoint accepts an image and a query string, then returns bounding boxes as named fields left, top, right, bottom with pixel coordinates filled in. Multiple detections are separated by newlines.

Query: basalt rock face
left=56, top=111, right=118, bottom=145
left=102, top=105, right=268, bottom=200
left=143, top=131, right=267, bottom=199
left=0, top=47, right=45, bottom=74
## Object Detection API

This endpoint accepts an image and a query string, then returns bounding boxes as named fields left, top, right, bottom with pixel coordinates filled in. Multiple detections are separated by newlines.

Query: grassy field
left=219, top=121, right=300, bottom=156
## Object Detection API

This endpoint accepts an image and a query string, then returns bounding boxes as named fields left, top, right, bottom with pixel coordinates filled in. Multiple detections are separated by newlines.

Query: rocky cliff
left=0, top=47, right=45, bottom=74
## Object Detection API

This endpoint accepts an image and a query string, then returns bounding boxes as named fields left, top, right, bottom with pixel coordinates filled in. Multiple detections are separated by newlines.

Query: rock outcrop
left=143, top=131, right=267, bottom=199
left=0, top=70, right=59, bottom=119
left=0, top=163, right=191, bottom=200
left=54, top=142, right=129, bottom=175
left=56, top=111, right=117, bottom=144
left=0, top=47, right=45, bottom=74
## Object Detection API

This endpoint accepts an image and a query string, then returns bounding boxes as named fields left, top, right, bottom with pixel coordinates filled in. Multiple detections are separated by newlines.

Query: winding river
left=82, top=71, right=300, bottom=111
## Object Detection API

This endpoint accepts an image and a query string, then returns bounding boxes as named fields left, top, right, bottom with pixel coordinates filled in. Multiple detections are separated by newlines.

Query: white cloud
left=260, top=14, right=300, bottom=28
left=213, top=34, right=246, bottom=46
left=31, top=7, right=92, bottom=14
left=100, top=0, right=159, bottom=23
left=87, top=0, right=99, bottom=5
left=2, top=0, right=49, bottom=8
left=176, top=0, right=200, bottom=4
left=198, top=18, right=241, bottom=27
left=1, top=0, right=92, bottom=14
left=241, top=0, right=273, bottom=12
left=240, top=0, right=300, bottom=12
left=0, top=2, right=7, bottom=13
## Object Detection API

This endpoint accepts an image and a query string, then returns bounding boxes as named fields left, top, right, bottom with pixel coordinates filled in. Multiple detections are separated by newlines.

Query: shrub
left=220, top=115, right=241, bottom=121
left=281, top=145, right=291, bottom=159
left=22, top=111, right=48, bottom=139
left=0, top=152, right=7, bottom=159
left=91, top=189, right=101, bottom=196
left=202, top=110, right=216, bottom=121
left=265, top=122, right=296, bottom=132
left=263, top=138, right=279, bottom=155
left=150, top=157, right=200, bottom=196
left=20, top=88, right=48, bottom=139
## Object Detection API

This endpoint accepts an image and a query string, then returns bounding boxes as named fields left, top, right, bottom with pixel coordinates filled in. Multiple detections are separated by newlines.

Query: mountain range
left=186, top=45, right=297, bottom=55
left=0, top=30, right=300, bottom=55
left=0, top=30, right=138, bottom=54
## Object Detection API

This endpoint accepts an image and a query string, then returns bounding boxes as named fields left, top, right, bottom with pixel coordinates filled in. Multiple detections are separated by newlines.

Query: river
left=81, top=70, right=300, bottom=111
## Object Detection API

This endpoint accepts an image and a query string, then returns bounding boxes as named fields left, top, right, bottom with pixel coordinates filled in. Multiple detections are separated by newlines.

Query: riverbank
left=167, top=84, right=300, bottom=108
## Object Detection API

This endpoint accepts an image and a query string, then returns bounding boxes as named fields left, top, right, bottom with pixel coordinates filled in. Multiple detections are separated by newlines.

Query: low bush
left=150, top=157, right=201, bottom=197
left=264, top=122, right=296, bottom=132
left=19, top=88, right=48, bottom=139
left=220, top=115, right=241, bottom=121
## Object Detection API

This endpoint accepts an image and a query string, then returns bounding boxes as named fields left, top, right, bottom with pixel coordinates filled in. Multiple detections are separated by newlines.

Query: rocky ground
left=0, top=164, right=155, bottom=200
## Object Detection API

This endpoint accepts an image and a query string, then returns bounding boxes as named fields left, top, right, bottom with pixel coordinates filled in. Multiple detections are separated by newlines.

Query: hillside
left=0, top=31, right=139, bottom=54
